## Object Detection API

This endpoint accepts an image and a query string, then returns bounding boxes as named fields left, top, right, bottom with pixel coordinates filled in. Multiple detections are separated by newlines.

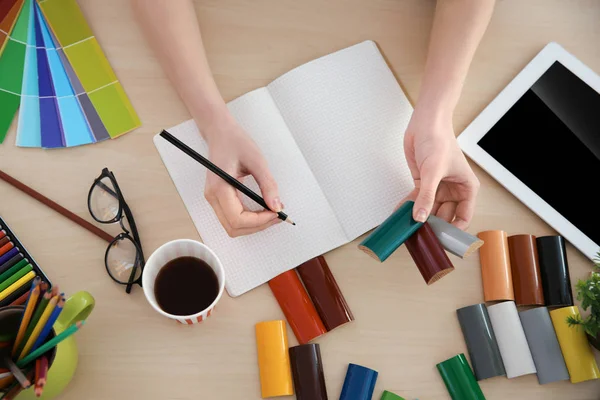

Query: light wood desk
left=1, top=1, right=599, bottom=399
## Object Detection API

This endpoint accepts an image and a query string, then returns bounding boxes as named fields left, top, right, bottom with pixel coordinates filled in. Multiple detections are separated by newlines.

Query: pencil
left=0, top=259, right=29, bottom=285
left=2, top=369, right=34, bottom=400
left=35, top=356, right=47, bottom=397
left=17, top=321, right=86, bottom=368
left=12, top=278, right=41, bottom=357
left=159, top=130, right=296, bottom=225
left=7, top=289, right=31, bottom=307
left=18, top=294, right=59, bottom=360
left=30, top=295, right=64, bottom=353
left=4, top=357, right=30, bottom=388
left=0, top=253, right=24, bottom=275
left=0, top=264, right=34, bottom=293
left=0, top=272, right=35, bottom=302
left=0, top=236, right=9, bottom=248
left=17, top=289, right=52, bottom=357
left=34, top=358, right=40, bottom=395
left=0, top=241, right=14, bottom=257
left=0, top=230, right=5, bottom=240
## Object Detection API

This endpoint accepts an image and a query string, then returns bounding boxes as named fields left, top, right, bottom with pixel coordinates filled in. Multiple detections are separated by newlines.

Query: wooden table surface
left=1, top=1, right=599, bottom=399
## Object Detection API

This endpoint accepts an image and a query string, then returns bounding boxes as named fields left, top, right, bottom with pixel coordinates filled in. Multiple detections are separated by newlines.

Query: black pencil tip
left=292, top=222, right=296, bottom=225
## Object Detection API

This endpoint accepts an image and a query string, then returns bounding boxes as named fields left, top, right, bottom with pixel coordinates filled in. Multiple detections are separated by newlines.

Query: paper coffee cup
left=142, top=239, right=225, bottom=325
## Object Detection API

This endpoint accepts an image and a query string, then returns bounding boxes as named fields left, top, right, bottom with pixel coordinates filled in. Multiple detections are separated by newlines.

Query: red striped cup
left=142, top=239, right=225, bottom=325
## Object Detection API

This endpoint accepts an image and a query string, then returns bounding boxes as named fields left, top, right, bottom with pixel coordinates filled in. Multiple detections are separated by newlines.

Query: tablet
left=457, top=42, right=600, bottom=261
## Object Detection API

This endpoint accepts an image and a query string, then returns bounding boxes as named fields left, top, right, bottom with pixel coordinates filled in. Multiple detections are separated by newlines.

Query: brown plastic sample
left=477, top=230, right=514, bottom=302
left=296, top=256, right=354, bottom=332
left=405, top=222, right=455, bottom=284
left=508, top=234, right=544, bottom=306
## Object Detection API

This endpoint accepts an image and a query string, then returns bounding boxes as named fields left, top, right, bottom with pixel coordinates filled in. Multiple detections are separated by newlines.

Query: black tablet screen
left=477, top=61, right=600, bottom=245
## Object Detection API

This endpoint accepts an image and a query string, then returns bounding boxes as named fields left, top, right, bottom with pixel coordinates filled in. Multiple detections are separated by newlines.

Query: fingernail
left=272, top=197, right=282, bottom=212
left=415, top=208, right=427, bottom=222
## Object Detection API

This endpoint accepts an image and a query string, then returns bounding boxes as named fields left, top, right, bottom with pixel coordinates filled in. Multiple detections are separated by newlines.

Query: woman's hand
left=202, top=113, right=282, bottom=237
left=401, top=113, right=480, bottom=230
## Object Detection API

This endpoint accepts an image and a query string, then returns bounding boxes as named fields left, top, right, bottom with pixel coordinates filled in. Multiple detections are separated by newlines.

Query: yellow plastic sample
left=255, top=320, right=294, bottom=398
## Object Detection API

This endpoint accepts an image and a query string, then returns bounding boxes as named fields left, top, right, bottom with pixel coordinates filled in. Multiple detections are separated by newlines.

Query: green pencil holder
left=9, top=291, right=94, bottom=400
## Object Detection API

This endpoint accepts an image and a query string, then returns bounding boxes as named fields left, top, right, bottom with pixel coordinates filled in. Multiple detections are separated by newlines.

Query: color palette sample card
left=0, top=0, right=140, bottom=147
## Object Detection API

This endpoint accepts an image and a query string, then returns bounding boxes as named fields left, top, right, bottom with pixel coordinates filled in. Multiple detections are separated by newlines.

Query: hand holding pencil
left=159, top=128, right=295, bottom=238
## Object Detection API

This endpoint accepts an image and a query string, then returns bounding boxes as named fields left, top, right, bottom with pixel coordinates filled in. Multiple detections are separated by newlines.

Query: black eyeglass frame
left=87, top=168, right=146, bottom=294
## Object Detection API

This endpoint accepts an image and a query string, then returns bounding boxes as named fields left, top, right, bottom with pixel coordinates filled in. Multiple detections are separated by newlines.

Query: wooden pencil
left=17, top=321, right=86, bottom=368
left=31, top=295, right=64, bottom=353
left=12, top=278, right=41, bottom=357
left=18, top=295, right=59, bottom=360
left=0, top=169, right=114, bottom=243
left=17, top=289, right=52, bottom=357
left=35, top=356, right=47, bottom=397
left=4, top=357, right=30, bottom=388
left=8, top=289, right=31, bottom=306
left=0, top=272, right=35, bottom=302
left=159, top=130, right=296, bottom=225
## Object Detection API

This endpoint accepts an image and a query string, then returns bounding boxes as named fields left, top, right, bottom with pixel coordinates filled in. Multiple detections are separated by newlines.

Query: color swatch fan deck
left=0, top=0, right=140, bottom=148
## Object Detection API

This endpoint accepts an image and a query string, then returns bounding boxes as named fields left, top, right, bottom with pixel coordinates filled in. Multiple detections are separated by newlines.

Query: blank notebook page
left=154, top=88, right=347, bottom=297
left=268, top=40, right=414, bottom=240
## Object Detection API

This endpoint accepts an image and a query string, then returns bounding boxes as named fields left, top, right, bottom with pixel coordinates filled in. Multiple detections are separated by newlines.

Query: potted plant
left=567, top=252, right=600, bottom=351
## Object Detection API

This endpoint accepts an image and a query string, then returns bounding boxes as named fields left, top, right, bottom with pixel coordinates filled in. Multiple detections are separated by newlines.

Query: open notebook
left=153, top=40, right=415, bottom=297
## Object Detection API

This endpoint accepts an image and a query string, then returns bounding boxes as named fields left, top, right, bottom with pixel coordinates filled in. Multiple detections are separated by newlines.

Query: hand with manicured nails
left=401, top=114, right=480, bottom=230
left=202, top=115, right=282, bottom=237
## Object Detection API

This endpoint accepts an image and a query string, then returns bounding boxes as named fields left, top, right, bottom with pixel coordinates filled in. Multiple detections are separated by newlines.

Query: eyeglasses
left=87, top=168, right=146, bottom=294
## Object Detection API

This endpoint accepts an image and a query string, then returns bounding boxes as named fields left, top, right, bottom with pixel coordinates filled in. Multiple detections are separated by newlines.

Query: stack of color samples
left=0, top=0, right=140, bottom=148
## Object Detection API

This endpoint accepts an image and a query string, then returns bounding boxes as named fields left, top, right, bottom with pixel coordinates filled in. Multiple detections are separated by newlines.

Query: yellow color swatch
left=550, top=306, right=600, bottom=383
left=37, top=0, right=92, bottom=46
left=64, top=38, right=116, bottom=92
left=88, top=82, right=141, bottom=138
left=255, top=320, right=294, bottom=398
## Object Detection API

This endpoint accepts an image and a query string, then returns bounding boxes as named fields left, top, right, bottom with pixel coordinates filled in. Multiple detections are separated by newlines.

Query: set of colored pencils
left=0, top=277, right=83, bottom=399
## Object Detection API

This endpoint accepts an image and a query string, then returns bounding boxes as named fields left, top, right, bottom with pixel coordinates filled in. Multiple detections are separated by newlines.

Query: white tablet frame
left=457, top=41, right=600, bottom=261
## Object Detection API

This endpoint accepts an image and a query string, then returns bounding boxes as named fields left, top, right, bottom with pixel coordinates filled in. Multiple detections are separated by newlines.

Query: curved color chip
left=518, top=307, right=569, bottom=384
left=456, top=303, right=505, bottom=380
left=477, top=230, right=514, bottom=302
left=507, top=234, right=544, bottom=306
left=268, top=270, right=327, bottom=344
left=536, top=235, right=573, bottom=306
left=296, top=255, right=354, bottom=331
left=255, top=320, right=294, bottom=398
left=405, top=222, right=454, bottom=284
left=436, top=353, right=485, bottom=400
left=380, top=390, right=406, bottom=400
left=339, top=363, right=378, bottom=400
left=486, top=301, right=536, bottom=378
left=427, top=215, right=484, bottom=258
left=358, top=200, right=423, bottom=262
left=550, top=306, right=600, bottom=383
left=289, top=343, right=328, bottom=400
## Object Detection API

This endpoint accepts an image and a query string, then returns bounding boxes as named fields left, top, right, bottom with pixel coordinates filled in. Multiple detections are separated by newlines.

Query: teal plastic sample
left=359, top=201, right=423, bottom=262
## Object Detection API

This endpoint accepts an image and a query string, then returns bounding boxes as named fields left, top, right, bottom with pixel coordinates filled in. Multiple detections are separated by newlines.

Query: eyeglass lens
left=90, top=177, right=120, bottom=223
left=106, top=236, right=142, bottom=284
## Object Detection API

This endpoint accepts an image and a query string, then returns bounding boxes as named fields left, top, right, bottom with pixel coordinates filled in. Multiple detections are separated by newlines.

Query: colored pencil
left=34, top=356, right=47, bottom=397
left=0, top=248, right=20, bottom=270
left=18, top=294, right=59, bottom=360
left=0, top=253, right=24, bottom=275
left=0, top=230, right=5, bottom=240
left=31, top=295, right=64, bottom=353
left=0, top=236, right=9, bottom=248
left=2, top=369, right=34, bottom=400
left=4, top=357, right=30, bottom=388
left=34, top=358, right=40, bottom=394
left=7, top=289, right=31, bottom=307
left=12, top=278, right=41, bottom=357
left=0, top=169, right=114, bottom=243
left=17, top=321, right=86, bottom=368
left=0, top=241, right=14, bottom=257
left=0, top=259, right=28, bottom=284
left=0, top=264, right=33, bottom=292
left=159, top=130, right=296, bottom=225
left=0, top=271, right=35, bottom=302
